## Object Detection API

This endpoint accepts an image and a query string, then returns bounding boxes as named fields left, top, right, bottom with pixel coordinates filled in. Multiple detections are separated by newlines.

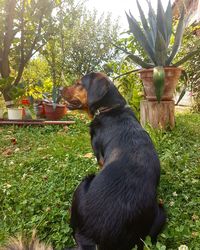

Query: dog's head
left=62, top=72, right=125, bottom=116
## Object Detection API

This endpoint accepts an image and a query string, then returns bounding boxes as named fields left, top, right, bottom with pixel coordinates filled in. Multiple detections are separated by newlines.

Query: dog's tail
left=1, top=230, right=52, bottom=250
left=149, top=203, right=167, bottom=243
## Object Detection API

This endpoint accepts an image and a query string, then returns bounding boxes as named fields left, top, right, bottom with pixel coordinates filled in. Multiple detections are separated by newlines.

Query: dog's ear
left=88, top=77, right=111, bottom=106
left=82, top=73, right=111, bottom=106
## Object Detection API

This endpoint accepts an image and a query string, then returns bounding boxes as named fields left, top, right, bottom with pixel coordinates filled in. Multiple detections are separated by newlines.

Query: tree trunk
left=0, top=0, right=16, bottom=107
left=0, top=0, right=16, bottom=78
left=2, top=89, right=14, bottom=108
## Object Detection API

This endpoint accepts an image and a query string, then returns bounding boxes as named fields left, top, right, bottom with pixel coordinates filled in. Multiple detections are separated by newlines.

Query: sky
left=85, top=0, right=169, bottom=30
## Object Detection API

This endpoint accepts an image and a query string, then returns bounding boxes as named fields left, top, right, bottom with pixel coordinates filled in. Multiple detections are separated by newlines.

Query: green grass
left=0, top=112, right=199, bottom=249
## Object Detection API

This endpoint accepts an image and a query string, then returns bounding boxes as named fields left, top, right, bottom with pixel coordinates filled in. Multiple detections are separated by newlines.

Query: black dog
left=62, top=72, right=166, bottom=250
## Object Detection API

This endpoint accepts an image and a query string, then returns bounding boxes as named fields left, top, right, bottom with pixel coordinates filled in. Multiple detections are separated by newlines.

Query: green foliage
left=0, top=0, right=119, bottom=105
left=0, top=77, right=30, bottom=104
left=0, top=0, right=54, bottom=71
left=117, top=77, right=142, bottom=119
left=104, top=37, right=143, bottom=117
left=22, top=57, right=65, bottom=105
left=0, top=112, right=199, bottom=249
left=22, top=57, right=52, bottom=99
left=119, top=0, right=200, bottom=102
left=23, top=58, right=51, bottom=87
left=42, top=1, right=119, bottom=83
left=175, top=25, right=200, bottom=112
left=0, top=0, right=56, bottom=104
left=51, top=85, right=62, bottom=105
left=125, top=0, right=196, bottom=68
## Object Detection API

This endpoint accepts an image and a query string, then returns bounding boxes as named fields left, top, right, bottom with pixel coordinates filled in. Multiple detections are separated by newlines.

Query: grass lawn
left=0, top=112, right=199, bottom=249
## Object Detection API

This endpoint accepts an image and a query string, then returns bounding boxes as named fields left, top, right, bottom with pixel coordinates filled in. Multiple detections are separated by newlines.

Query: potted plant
left=7, top=107, right=23, bottom=120
left=1, top=81, right=26, bottom=120
left=21, top=98, right=33, bottom=120
left=33, top=100, right=46, bottom=119
left=7, top=98, right=31, bottom=120
left=44, top=85, right=67, bottom=120
left=118, top=0, right=199, bottom=102
left=7, top=96, right=25, bottom=120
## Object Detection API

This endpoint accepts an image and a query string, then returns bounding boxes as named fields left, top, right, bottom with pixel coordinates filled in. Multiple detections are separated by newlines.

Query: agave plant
left=119, top=0, right=199, bottom=101
left=40, top=85, right=62, bottom=110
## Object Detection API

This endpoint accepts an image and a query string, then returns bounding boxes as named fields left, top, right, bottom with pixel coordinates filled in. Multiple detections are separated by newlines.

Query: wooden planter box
left=0, top=119, right=75, bottom=126
left=140, top=100, right=175, bottom=129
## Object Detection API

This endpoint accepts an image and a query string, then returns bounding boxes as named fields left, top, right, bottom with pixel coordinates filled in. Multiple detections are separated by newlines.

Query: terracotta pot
left=44, top=103, right=67, bottom=120
left=139, top=67, right=182, bottom=101
left=34, top=103, right=46, bottom=118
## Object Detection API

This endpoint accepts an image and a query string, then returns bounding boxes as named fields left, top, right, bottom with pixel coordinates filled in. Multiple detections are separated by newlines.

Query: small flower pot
left=0, top=108, right=4, bottom=119
left=7, top=108, right=23, bottom=120
left=44, top=103, right=67, bottom=120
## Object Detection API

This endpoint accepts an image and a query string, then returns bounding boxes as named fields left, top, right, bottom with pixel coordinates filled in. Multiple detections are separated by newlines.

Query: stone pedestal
left=140, top=100, right=175, bottom=129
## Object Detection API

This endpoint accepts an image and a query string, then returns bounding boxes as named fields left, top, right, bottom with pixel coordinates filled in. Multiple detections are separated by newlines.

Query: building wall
left=173, top=0, right=200, bottom=25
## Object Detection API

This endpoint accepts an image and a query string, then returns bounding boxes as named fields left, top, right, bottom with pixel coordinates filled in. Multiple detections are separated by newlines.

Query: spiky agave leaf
left=155, top=30, right=167, bottom=66
left=165, top=0, right=173, bottom=46
left=146, top=0, right=157, bottom=46
left=173, top=48, right=200, bottom=67
left=166, top=7, right=186, bottom=65
left=136, top=0, right=154, bottom=49
left=52, top=85, right=58, bottom=103
left=52, top=85, right=62, bottom=110
left=126, top=54, right=153, bottom=68
left=156, top=0, right=168, bottom=43
left=126, top=12, right=157, bottom=64
left=153, top=66, right=165, bottom=102
left=112, top=43, right=153, bottom=68
left=175, top=70, right=188, bottom=105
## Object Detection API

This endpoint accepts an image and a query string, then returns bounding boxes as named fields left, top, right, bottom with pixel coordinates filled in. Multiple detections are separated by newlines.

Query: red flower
left=21, top=99, right=30, bottom=106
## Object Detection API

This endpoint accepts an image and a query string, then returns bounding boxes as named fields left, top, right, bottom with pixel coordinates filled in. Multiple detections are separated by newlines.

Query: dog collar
left=94, top=104, right=129, bottom=118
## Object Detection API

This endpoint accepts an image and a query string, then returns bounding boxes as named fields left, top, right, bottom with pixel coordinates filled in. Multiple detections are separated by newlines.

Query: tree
left=174, top=24, right=200, bottom=111
left=102, top=36, right=144, bottom=117
left=42, top=2, right=119, bottom=85
left=0, top=0, right=56, bottom=107
left=41, top=0, right=80, bottom=86
left=64, top=10, right=119, bottom=77
left=22, top=57, right=52, bottom=99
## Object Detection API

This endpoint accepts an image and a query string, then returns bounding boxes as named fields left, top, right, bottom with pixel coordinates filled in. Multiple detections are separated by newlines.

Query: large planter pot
left=7, top=108, right=23, bottom=120
left=139, top=67, right=182, bottom=101
left=44, top=103, right=67, bottom=120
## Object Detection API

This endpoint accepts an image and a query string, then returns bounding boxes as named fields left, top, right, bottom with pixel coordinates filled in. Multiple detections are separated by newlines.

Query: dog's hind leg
left=149, top=204, right=166, bottom=243
left=74, top=232, right=96, bottom=250
left=69, top=175, right=97, bottom=250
